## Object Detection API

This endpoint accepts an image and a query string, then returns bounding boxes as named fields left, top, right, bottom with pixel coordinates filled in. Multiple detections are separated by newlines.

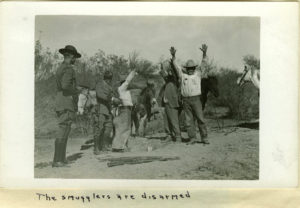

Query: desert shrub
left=35, top=41, right=62, bottom=80
left=34, top=41, right=259, bottom=138
left=35, top=42, right=156, bottom=85
left=210, top=68, right=259, bottom=119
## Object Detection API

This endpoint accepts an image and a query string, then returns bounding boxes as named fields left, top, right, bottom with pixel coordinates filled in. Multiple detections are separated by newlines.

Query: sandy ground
left=34, top=117, right=259, bottom=180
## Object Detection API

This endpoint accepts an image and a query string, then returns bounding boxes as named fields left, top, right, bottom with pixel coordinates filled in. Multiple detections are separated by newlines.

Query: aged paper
left=0, top=1, right=299, bottom=207
left=1, top=189, right=300, bottom=207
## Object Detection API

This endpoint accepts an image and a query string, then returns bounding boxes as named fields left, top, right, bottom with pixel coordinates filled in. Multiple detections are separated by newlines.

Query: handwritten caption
left=36, top=191, right=191, bottom=203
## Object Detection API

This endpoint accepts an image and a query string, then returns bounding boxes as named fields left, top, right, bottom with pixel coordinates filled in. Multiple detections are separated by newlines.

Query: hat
left=183, top=59, right=198, bottom=69
left=59, top=45, right=81, bottom=58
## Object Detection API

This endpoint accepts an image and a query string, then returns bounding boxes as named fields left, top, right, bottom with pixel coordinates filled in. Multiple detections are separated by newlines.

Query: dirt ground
left=34, top=114, right=259, bottom=180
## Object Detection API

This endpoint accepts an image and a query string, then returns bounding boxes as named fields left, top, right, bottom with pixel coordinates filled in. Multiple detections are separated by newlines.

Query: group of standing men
left=53, top=45, right=145, bottom=167
left=52, top=44, right=210, bottom=168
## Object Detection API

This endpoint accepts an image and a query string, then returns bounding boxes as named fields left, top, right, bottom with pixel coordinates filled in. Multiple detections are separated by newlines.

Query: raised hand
left=170, top=46, right=176, bottom=58
left=199, top=44, right=208, bottom=53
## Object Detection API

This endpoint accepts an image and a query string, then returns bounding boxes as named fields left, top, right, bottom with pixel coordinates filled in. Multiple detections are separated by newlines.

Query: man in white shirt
left=112, top=69, right=138, bottom=152
left=170, top=44, right=209, bottom=144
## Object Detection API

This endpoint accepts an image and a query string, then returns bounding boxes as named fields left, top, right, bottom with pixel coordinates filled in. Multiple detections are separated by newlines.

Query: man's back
left=95, top=79, right=113, bottom=115
left=164, top=81, right=180, bottom=108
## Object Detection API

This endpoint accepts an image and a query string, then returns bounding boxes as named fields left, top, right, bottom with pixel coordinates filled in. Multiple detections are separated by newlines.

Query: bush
left=210, top=68, right=259, bottom=120
left=34, top=41, right=259, bottom=138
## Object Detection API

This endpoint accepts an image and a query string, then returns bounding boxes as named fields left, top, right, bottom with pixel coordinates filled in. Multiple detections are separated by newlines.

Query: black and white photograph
left=32, top=15, right=262, bottom=180
left=1, top=2, right=299, bottom=207
left=34, top=16, right=260, bottom=179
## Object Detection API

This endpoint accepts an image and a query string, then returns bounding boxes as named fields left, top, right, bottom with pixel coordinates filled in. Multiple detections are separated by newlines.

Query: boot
left=199, top=124, right=209, bottom=144
left=61, top=125, right=71, bottom=163
left=52, top=140, right=70, bottom=167
left=102, top=129, right=114, bottom=151
left=163, top=135, right=173, bottom=143
left=52, top=140, right=61, bottom=167
left=52, top=162, right=66, bottom=167
left=201, top=135, right=209, bottom=145
left=186, top=137, right=199, bottom=145
left=175, top=136, right=182, bottom=143
left=61, top=140, right=69, bottom=164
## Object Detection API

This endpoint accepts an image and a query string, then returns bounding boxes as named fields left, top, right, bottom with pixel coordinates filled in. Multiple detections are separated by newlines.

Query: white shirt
left=118, top=71, right=136, bottom=106
left=172, top=56, right=208, bottom=97
left=250, top=68, right=260, bottom=89
left=181, top=71, right=202, bottom=97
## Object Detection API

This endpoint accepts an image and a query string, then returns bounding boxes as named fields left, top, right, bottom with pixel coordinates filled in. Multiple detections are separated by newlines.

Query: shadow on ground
left=237, top=121, right=259, bottom=130
left=34, top=152, right=83, bottom=169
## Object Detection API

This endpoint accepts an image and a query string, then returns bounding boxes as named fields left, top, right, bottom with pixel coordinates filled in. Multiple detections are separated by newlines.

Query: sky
left=36, top=16, right=260, bottom=71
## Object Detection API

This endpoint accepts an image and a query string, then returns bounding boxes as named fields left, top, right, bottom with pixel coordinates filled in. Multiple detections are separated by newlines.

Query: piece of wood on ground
left=97, top=156, right=180, bottom=167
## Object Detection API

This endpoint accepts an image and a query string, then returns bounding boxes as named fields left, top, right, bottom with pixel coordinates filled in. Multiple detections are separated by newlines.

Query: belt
left=182, top=95, right=201, bottom=99
left=119, top=106, right=132, bottom=110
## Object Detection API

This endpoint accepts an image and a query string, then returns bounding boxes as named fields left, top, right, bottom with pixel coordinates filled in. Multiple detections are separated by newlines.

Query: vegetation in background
left=207, top=68, right=259, bottom=120
left=35, top=41, right=259, bottom=137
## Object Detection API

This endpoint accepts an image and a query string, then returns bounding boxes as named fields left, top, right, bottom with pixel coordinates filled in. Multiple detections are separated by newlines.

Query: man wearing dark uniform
left=53, top=45, right=81, bottom=167
left=93, top=70, right=119, bottom=154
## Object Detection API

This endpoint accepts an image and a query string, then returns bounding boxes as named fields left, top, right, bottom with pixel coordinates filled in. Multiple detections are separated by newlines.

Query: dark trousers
left=131, top=107, right=139, bottom=135
left=182, top=96, right=207, bottom=140
left=163, top=104, right=181, bottom=141
left=93, top=113, right=113, bottom=152
left=53, top=110, right=75, bottom=163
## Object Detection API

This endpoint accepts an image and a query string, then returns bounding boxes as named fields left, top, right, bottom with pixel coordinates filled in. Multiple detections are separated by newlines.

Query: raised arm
left=119, top=70, right=137, bottom=91
left=169, top=46, right=182, bottom=79
left=159, top=61, right=170, bottom=83
left=198, top=44, right=209, bottom=75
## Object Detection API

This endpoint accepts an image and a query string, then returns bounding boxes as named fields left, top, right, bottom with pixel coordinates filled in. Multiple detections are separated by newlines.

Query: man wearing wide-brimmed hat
left=170, top=44, right=209, bottom=145
left=53, top=45, right=82, bottom=167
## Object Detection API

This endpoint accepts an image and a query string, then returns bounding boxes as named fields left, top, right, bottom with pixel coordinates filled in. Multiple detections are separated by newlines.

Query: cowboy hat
left=183, top=59, right=198, bottom=69
left=59, top=45, right=81, bottom=58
